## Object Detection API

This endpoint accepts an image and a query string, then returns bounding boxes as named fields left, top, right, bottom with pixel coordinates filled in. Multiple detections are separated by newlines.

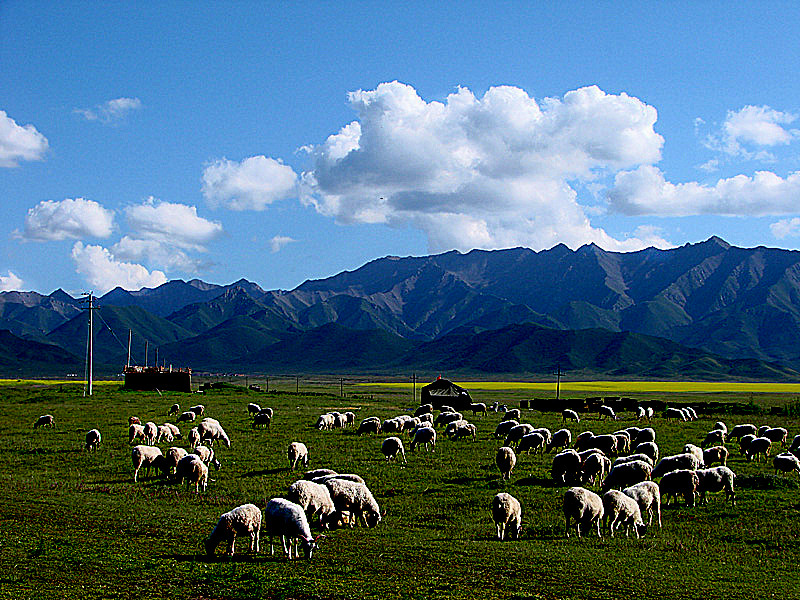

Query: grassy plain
left=2, top=381, right=800, bottom=600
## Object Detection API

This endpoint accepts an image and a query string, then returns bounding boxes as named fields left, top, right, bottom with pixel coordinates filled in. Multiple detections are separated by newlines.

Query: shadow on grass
left=445, top=475, right=496, bottom=485
left=516, top=475, right=559, bottom=488
left=163, top=553, right=281, bottom=564
left=240, top=468, right=285, bottom=478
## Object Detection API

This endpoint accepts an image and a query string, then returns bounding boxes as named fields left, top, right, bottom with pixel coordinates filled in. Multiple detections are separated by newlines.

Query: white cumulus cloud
left=702, top=105, right=799, bottom=160
left=71, top=242, right=167, bottom=293
left=124, top=198, right=223, bottom=250
left=608, top=166, right=800, bottom=216
left=202, top=155, right=298, bottom=210
left=0, top=110, right=48, bottom=167
left=21, top=198, right=115, bottom=241
left=770, top=217, right=800, bottom=240
left=75, top=97, right=143, bottom=124
left=0, top=271, right=24, bottom=292
left=269, top=235, right=296, bottom=253
left=299, top=81, right=666, bottom=252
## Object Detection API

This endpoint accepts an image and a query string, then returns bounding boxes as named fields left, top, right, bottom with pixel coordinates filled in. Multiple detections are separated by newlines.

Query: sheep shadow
left=164, top=553, right=280, bottom=564
left=515, top=475, right=559, bottom=488
left=445, top=475, right=496, bottom=486
left=240, top=468, right=285, bottom=478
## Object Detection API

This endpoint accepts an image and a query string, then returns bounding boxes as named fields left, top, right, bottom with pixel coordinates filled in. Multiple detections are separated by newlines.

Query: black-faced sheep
left=205, top=503, right=261, bottom=556
left=491, top=492, right=522, bottom=541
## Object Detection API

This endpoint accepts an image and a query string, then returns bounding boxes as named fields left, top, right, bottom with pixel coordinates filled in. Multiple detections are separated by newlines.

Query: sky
left=3, top=1, right=800, bottom=295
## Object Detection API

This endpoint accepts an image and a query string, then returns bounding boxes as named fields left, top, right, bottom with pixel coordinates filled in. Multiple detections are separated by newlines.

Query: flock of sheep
left=32, top=395, right=800, bottom=560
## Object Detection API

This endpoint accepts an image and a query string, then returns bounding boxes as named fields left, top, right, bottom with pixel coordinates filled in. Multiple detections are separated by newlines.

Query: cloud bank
left=0, top=110, right=48, bottom=167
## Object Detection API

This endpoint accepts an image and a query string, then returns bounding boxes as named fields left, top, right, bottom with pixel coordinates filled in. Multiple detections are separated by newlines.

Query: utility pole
left=554, top=364, right=566, bottom=400
left=340, top=377, right=344, bottom=397
left=296, top=375, right=299, bottom=394
left=126, top=329, right=132, bottom=369
left=412, top=373, right=416, bottom=404
left=81, top=292, right=95, bottom=396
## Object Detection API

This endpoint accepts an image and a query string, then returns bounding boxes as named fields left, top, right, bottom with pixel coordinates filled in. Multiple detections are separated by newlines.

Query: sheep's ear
left=381, top=510, right=387, bottom=517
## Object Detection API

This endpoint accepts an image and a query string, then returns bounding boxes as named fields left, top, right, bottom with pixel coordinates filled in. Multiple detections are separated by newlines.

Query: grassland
left=3, top=381, right=800, bottom=599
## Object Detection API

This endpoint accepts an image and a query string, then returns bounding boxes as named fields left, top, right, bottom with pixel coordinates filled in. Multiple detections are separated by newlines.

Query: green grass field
left=3, top=382, right=800, bottom=599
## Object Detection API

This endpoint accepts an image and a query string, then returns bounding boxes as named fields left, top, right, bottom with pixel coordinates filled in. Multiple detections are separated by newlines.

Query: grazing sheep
left=665, top=407, right=686, bottom=421
left=774, top=452, right=800, bottom=475
left=357, top=418, right=381, bottom=435
left=573, top=431, right=595, bottom=451
left=157, top=424, right=174, bottom=443
left=789, top=435, right=800, bottom=453
left=205, top=503, right=261, bottom=556
left=197, top=418, right=231, bottom=447
left=312, top=473, right=366, bottom=486
left=548, top=429, right=572, bottom=453
left=286, top=480, right=336, bottom=528
left=745, top=437, right=772, bottom=462
left=552, top=450, right=582, bottom=486
left=381, top=417, right=404, bottom=433
left=703, top=446, right=729, bottom=467
left=444, top=419, right=469, bottom=438
left=562, top=409, right=580, bottom=423
left=494, top=419, right=519, bottom=439
left=623, top=481, right=661, bottom=528
left=131, top=445, right=165, bottom=482
left=636, top=406, right=646, bottom=420
left=685, top=407, right=698, bottom=421
left=683, top=443, right=705, bottom=468
left=503, top=408, right=521, bottom=421
left=496, top=446, right=517, bottom=481
left=758, top=425, right=770, bottom=437
left=602, top=489, right=647, bottom=538
left=252, top=411, right=272, bottom=429
left=175, top=454, right=208, bottom=492
left=633, top=427, right=656, bottom=445
left=164, top=447, right=188, bottom=475
left=491, top=492, right=522, bottom=541
left=414, top=404, right=434, bottom=417
left=128, top=423, right=145, bottom=444
left=645, top=407, right=654, bottom=419
left=581, top=452, right=611, bottom=487
left=440, top=405, right=456, bottom=414
left=739, top=433, right=756, bottom=456
left=316, top=413, right=335, bottom=430
left=263, top=498, right=324, bottom=559
left=518, top=432, right=545, bottom=455
left=602, top=460, right=652, bottom=492
left=583, top=434, right=618, bottom=456
left=469, top=402, right=487, bottom=417
left=652, top=453, right=701, bottom=478
left=324, top=479, right=382, bottom=528
left=680, top=408, right=693, bottom=421
left=161, top=422, right=181, bottom=439
left=696, top=466, right=736, bottom=505
left=434, top=412, right=463, bottom=427
left=189, top=404, right=205, bottom=417
left=613, top=453, right=654, bottom=468
left=288, top=442, right=309, bottom=471
left=381, top=437, right=407, bottom=464
left=410, top=426, right=436, bottom=452
left=168, top=403, right=180, bottom=416
left=563, top=487, right=604, bottom=538
left=416, top=412, right=434, bottom=424
left=728, top=423, right=757, bottom=441
left=177, top=411, right=196, bottom=423
left=247, top=402, right=261, bottom=417
left=634, top=441, right=659, bottom=463
left=598, top=405, right=617, bottom=421
left=332, top=412, right=346, bottom=429
left=143, top=421, right=158, bottom=445
left=659, top=469, right=699, bottom=507
left=714, top=421, right=728, bottom=434
left=193, top=445, right=221, bottom=470
left=187, top=427, right=201, bottom=449
left=450, top=422, right=477, bottom=442
left=343, top=412, right=355, bottom=427
left=303, top=468, right=338, bottom=480
left=702, top=430, right=726, bottom=448
left=85, top=429, right=101, bottom=451
left=504, top=424, right=535, bottom=447
left=128, top=416, right=141, bottom=425
left=34, top=415, right=55, bottom=429
left=764, top=427, right=788, bottom=446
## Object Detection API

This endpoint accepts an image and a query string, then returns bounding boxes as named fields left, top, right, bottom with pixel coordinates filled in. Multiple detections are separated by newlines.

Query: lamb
left=247, top=402, right=261, bottom=417
left=651, top=453, right=701, bottom=478
left=381, top=437, right=407, bottom=464
left=659, top=469, right=699, bottom=507
left=683, top=443, right=705, bottom=468
left=189, top=404, right=205, bottom=417
left=85, top=429, right=101, bottom=451
left=193, top=445, right=221, bottom=470
left=131, top=445, right=165, bottom=482
left=598, top=405, right=616, bottom=421
left=288, top=442, right=309, bottom=470
left=773, top=452, right=800, bottom=475
left=496, top=446, right=517, bottom=481
left=286, top=480, right=336, bottom=528
left=491, top=492, right=522, bottom=541
left=128, top=423, right=145, bottom=444
left=143, top=421, right=158, bottom=445
left=175, top=454, right=208, bottom=492
left=34, top=414, right=55, bottom=429
left=551, top=450, right=582, bottom=486
left=602, top=460, right=652, bottom=492
left=494, top=419, right=519, bottom=439
left=263, top=498, right=324, bottom=559
left=177, top=411, right=196, bottom=423
left=562, top=409, right=580, bottom=423
left=187, top=427, right=201, bottom=448
left=563, top=487, right=604, bottom=538
left=324, top=478, right=382, bottom=528
left=205, top=503, right=261, bottom=556
left=623, top=481, right=661, bottom=528
left=703, top=446, right=729, bottom=466
left=696, top=466, right=736, bottom=505
left=168, top=403, right=180, bottom=416
left=745, top=436, right=772, bottom=462
left=634, top=441, right=659, bottom=463
left=548, top=428, right=572, bottom=453
left=518, top=432, right=545, bottom=455
left=197, top=418, right=231, bottom=447
left=602, top=489, right=646, bottom=538
left=410, top=426, right=436, bottom=452
left=252, top=412, right=271, bottom=429
left=357, top=417, right=381, bottom=435
left=728, top=423, right=757, bottom=440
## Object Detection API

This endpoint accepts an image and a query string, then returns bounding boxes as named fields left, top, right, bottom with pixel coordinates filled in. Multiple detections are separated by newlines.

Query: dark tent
left=420, top=377, right=473, bottom=410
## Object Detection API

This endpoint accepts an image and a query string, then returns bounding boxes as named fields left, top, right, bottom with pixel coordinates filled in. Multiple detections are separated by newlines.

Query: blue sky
left=3, top=1, right=800, bottom=295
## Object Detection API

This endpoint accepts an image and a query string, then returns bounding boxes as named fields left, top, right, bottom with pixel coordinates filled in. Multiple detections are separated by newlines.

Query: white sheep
left=168, top=403, right=180, bottom=416
left=548, top=429, right=572, bottom=453
left=773, top=452, right=800, bottom=476
left=34, top=414, right=55, bottom=429
left=763, top=427, right=788, bottom=446
left=494, top=419, right=519, bottom=439
left=85, top=429, right=101, bottom=451
left=316, top=413, right=335, bottom=430
left=563, top=487, right=604, bottom=538
left=598, top=405, right=617, bottom=421
left=602, top=489, right=646, bottom=538
left=518, top=432, right=546, bottom=455
left=444, top=419, right=469, bottom=438
left=205, top=503, right=261, bottom=556
left=177, top=411, right=196, bottom=423
left=247, top=402, right=261, bottom=417
left=193, top=445, right=221, bottom=470
left=469, top=402, right=487, bottom=417
left=286, top=479, right=336, bottom=528
left=132, top=445, right=165, bottom=482
left=157, top=424, right=174, bottom=443
left=175, top=454, right=208, bottom=492
left=683, top=443, right=705, bottom=468
left=450, top=423, right=477, bottom=442
left=381, top=437, right=407, bottom=464
left=143, top=421, right=158, bottom=445
left=634, top=441, right=659, bottom=463
left=197, top=418, right=231, bottom=447
left=696, top=466, right=736, bottom=505
left=561, top=409, right=580, bottom=423
left=381, top=417, right=404, bottom=433
left=728, top=423, right=757, bottom=440
left=745, top=436, right=772, bottom=462
left=612, top=453, right=654, bottom=468
left=288, top=442, right=309, bottom=470
left=414, top=403, right=434, bottom=417
left=602, top=460, right=652, bottom=491
left=714, top=421, right=728, bottom=434
left=496, top=446, right=517, bottom=481
left=703, top=446, right=729, bottom=467
left=503, top=408, right=521, bottom=421
left=659, top=469, right=699, bottom=507
left=581, top=452, right=611, bottom=488
left=652, top=453, right=701, bottom=477
left=738, top=433, right=756, bottom=455
left=357, top=417, right=381, bottom=435
left=552, top=449, right=582, bottom=486
left=252, top=412, right=272, bottom=429
left=164, top=446, right=189, bottom=475
left=491, top=492, right=522, bottom=541
left=128, top=423, right=145, bottom=444
left=645, top=407, right=654, bottom=419
left=702, top=429, right=726, bottom=447
left=187, top=426, right=201, bottom=448
left=324, top=478, right=382, bottom=528
left=161, top=422, right=181, bottom=439
left=636, top=406, right=646, bottom=420
left=504, top=424, right=535, bottom=447
left=312, top=473, right=366, bottom=486
left=410, top=426, right=436, bottom=452
left=189, top=404, right=205, bottom=417
left=263, top=498, right=324, bottom=559
left=303, top=468, right=338, bottom=480
left=623, top=481, right=661, bottom=528
left=665, top=407, right=686, bottom=421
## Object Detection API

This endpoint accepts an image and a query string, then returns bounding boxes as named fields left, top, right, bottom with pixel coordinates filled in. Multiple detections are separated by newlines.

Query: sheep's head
left=301, top=534, right=326, bottom=559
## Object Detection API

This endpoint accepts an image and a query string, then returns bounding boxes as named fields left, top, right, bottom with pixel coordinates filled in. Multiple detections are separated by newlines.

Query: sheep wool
left=491, top=492, right=522, bottom=541
left=263, top=498, right=324, bottom=559
left=205, top=503, right=262, bottom=556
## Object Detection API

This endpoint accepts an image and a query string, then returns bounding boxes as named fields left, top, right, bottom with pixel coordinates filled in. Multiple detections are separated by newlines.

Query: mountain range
left=3, top=236, right=800, bottom=380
